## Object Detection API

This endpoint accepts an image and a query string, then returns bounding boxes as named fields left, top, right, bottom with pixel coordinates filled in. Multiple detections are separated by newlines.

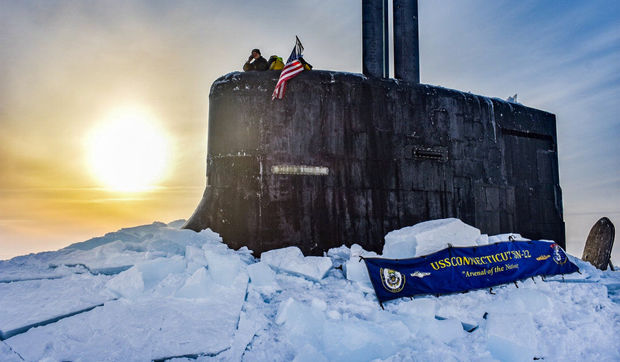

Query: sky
left=1, top=0, right=618, bottom=262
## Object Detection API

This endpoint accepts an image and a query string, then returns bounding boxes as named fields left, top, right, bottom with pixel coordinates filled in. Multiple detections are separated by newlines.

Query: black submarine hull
left=184, top=70, right=565, bottom=255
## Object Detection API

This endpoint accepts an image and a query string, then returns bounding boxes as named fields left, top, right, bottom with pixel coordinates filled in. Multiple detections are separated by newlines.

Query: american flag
left=272, top=36, right=305, bottom=100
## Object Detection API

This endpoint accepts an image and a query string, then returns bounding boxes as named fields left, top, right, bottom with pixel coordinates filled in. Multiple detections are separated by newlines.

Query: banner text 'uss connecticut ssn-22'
left=363, top=241, right=579, bottom=304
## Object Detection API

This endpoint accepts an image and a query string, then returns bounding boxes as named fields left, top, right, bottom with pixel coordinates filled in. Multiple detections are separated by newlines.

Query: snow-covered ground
left=1, top=219, right=618, bottom=361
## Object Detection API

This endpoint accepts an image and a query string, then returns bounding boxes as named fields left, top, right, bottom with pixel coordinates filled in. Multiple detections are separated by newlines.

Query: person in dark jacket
left=243, top=49, right=269, bottom=71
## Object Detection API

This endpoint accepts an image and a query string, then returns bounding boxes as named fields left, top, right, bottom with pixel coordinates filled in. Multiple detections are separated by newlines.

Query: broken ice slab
left=0, top=274, right=114, bottom=340
left=382, top=218, right=482, bottom=259
left=4, top=278, right=248, bottom=361
left=0, top=253, right=87, bottom=283
left=433, top=315, right=478, bottom=333
left=486, top=312, right=538, bottom=361
left=261, top=247, right=332, bottom=282
left=0, top=340, right=22, bottom=362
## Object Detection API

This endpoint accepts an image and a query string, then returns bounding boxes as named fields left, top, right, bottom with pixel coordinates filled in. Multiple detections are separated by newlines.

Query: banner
left=363, top=241, right=579, bottom=303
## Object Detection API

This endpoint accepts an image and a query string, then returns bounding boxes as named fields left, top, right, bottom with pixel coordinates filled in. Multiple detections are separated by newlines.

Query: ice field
left=1, top=219, right=619, bottom=361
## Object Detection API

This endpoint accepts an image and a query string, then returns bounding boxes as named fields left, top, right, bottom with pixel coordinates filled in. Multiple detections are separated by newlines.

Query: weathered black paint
left=184, top=71, right=565, bottom=255
left=393, top=0, right=420, bottom=83
left=362, top=0, right=389, bottom=78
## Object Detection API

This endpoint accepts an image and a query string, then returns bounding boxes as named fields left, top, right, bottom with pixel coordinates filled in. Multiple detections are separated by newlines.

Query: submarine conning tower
left=183, top=0, right=565, bottom=255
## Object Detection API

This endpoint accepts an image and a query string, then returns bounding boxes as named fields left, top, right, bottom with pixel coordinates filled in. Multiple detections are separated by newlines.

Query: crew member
left=243, top=49, right=269, bottom=71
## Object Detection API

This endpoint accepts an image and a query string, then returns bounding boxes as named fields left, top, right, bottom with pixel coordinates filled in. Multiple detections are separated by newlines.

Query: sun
left=86, top=107, right=170, bottom=192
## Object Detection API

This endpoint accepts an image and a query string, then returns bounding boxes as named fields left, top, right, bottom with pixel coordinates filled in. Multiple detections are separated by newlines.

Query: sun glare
left=86, top=107, right=170, bottom=192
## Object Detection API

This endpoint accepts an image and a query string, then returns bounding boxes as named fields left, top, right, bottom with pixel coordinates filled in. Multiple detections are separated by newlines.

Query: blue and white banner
left=363, top=241, right=579, bottom=303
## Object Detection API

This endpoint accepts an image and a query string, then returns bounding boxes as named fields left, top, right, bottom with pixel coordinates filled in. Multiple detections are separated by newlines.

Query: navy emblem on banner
left=551, top=244, right=568, bottom=265
left=380, top=268, right=405, bottom=293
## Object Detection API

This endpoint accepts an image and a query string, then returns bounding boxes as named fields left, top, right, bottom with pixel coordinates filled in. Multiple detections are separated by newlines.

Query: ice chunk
left=476, top=234, right=490, bottom=245
left=6, top=296, right=246, bottom=361
left=276, top=298, right=326, bottom=347
left=49, top=222, right=222, bottom=274
left=105, top=267, right=144, bottom=298
left=393, top=298, right=437, bottom=319
left=106, top=257, right=185, bottom=298
left=276, top=296, right=412, bottom=361
left=345, top=244, right=377, bottom=290
left=488, top=289, right=551, bottom=315
left=488, top=233, right=529, bottom=243
left=322, top=319, right=410, bottom=361
left=383, top=218, right=481, bottom=258
left=327, top=245, right=351, bottom=268
left=204, top=251, right=242, bottom=286
left=176, top=267, right=213, bottom=299
left=350, top=244, right=377, bottom=258
left=0, top=341, right=22, bottom=362
left=311, top=298, right=327, bottom=311
left=247, top=262, right=278, bottom=289
left=136, top=256, right=186, bottom=289
left=185, top=245, right=207, bottom=274
left=275, top=298, right=300, bottom=325
left=0, top=275, right=112, bottom=340
left=293, top=344, right=329, bottom=362
left=345, top=259, right=372, bottom=290
left=261, top=247, right=332, bottom=282
left=424, top=318, right=465, bottom=343
left=486, top=312, right=537, bottom=361
left=166, top=219, right=186, bottom=228
left=225, top=309, right=269, bottom=362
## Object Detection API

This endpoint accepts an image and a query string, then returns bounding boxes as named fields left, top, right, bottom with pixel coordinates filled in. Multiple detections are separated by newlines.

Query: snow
left=0, top=219, right=619, bottom=361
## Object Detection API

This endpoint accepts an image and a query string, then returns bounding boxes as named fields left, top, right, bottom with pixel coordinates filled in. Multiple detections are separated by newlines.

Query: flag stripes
left=272, top=60, right=304, bottom=100
left=272, top=36, right=306, bottom=100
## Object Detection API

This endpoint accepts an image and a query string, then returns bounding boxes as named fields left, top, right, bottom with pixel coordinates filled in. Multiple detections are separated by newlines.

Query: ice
left=391, top=297, right=437, bottom=319
left=261, top=246, right=332, bottom=282
left=327, top=245, right=351, bottom=268
left=487, top=288, right=552, bottom=314
left=5, top=297, right=245, bottom=361
left=0, top=274, right=113, bottom=340
left=0, top=341, right=22, bottom=362
left=1, top=219, right=619, bottom=361
left=276, top=297, right=412, bottom=362
left=0, top=253, right=84, bottom=282
left=486, top=312, right=538, bottom=361
left=293, top=344, right=329, bottom=362
left=488, top=233, right=529, bottom=243
left=476, top=233, right=490, bottom=245
left=137, top=256, right=186, bottom=289
left=48, top=222, right=222, bottom=274
left=424, top=317, right=465, bottom=342
left=176, top=267, right=213, bottom=299
left=204, top=250, right=242, bottom=285
left=222, top=308, right=269, bottom=361
left=276, top=297, right=326, bottom=347
left=185, top=245, right=207, bottom=274
left=344, top=244, right=377, bottom=290
left=105, top=266, right=144, bottom=298
left=247, top=261, right=279, bottom=290
left=382, top=218, right=481, bottom=258
left=106, top=256, right=186, bottom=298
left=185, top=245, right=206, bottom=264
left=321, top=318, right=410, bottom=361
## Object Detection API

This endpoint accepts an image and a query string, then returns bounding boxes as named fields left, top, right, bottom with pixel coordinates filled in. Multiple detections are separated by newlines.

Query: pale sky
left=1, top=0, right=618, bottom=262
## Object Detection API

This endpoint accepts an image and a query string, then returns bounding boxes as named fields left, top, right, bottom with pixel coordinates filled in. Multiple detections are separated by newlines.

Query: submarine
left=184, top=0, right=565, bottom=256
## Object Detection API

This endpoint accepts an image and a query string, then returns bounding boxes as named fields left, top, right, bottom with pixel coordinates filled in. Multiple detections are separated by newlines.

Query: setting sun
left=86, top=107, right=170, bottom=192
